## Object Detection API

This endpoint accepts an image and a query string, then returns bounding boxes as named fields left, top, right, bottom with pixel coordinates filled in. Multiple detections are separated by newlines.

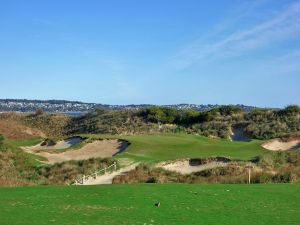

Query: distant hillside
left=0, top=98, right=257, bottom=113
left=1, top=104, right=297, bottom=141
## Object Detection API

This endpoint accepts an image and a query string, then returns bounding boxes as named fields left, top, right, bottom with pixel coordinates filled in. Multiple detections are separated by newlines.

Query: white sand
left=156, top=159, right=228, bottom=174
left=80, top=163, right=139, bottom=185
left=24, top=137, right=83, bottom=151
left=22, top=139, right=128, bottom=164
left=262, top=139, right=300, bottom=151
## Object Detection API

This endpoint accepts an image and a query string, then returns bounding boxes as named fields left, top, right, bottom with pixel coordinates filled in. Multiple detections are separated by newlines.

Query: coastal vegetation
left=1, top=105, right=299, bottom=140
left=0, top=139, right=116, bottom=186
left=0, top=105, right=299, bottom=187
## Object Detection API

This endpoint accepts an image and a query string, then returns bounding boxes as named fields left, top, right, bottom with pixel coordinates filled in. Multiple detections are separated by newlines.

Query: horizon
left=1, top=0, right=300, bottom=108
left=0, top=97, right=281, bottom=108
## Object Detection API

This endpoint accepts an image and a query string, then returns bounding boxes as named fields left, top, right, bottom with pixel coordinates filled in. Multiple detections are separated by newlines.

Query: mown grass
left=6, top=134, right=267, bottom=167
left=84, top=133, right=267, bottom=163
left=4, top=138, right=42, bottom=147
left=0, top=184, right=299, bottom=225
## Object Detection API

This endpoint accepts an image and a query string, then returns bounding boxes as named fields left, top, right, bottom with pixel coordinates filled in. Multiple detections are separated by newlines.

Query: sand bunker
left=22, top=139, right=128, bottom=164
left=157, top=157, right=230, bottom=174
left=230, top=127, right=251, bottom=142
left=262, top=139, right=300, bottom=151
left=26, top=137, right=84, bottom=151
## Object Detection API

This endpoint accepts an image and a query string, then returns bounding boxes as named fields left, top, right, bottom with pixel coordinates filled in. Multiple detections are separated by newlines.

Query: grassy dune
left=0, top=184, right=299, bottom=225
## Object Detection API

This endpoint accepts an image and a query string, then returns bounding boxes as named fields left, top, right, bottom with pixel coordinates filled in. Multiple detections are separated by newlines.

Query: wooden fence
left=72, top=161, right=117, bottom=185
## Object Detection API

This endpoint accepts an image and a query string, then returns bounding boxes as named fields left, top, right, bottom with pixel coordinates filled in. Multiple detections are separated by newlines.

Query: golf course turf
left=2, top=134, right=296, bottom=224
left=93, top=134, right=267, bottom=162
left=0, top=184, right=299, bottom=225
left=13, top=134, right=267, bottom=163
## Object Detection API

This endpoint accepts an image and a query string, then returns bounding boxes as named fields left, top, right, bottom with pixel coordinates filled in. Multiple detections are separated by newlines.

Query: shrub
left=41, top=139, right=56, bottom=146
left=139, top=106, right=178, bottom=124
left=35, top=108, right=45, bottom=116
left=37, top=157, right=117, bottom=185
left=0, top=134, right=4, bottom=144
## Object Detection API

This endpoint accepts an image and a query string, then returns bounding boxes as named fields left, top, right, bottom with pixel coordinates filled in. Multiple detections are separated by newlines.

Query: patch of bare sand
left=22, top=139, right=128, bottom=164
left=262, top=139, right=300, bottom=151
left=81, top=162, right=139, bottom=185
left=24, top=137, right=83, bottom=151
left=156, top=158, right=230, bottom=174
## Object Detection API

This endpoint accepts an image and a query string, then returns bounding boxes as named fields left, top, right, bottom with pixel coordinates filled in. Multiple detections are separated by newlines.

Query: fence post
left=72, top=162, right=118, bottom=184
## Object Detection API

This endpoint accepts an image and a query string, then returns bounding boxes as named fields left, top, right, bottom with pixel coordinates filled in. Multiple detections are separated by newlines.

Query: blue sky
left=0, top=0, right=299, bottom=107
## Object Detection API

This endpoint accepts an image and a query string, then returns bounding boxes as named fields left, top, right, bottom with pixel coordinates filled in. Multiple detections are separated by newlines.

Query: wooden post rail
left=72, top=162, right=117, bottom=185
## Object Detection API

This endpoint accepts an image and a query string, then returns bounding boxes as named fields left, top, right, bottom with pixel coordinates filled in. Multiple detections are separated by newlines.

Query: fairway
left=5, top=138, right=42, bottom=148
left=15, top=134, right=267, bottom=163
left=111, top=134, right=267, bottom=162
left=0, top=184, right=299, bottom=225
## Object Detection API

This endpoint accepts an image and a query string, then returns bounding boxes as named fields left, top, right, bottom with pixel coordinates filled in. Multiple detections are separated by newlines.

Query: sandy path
left=157, top=159, right=228, bottom=174
left=22, top=139, right=128, bottom=164
left=262, top=139, right=300, bottom=151
left=81, top=163, right=139, bottom=185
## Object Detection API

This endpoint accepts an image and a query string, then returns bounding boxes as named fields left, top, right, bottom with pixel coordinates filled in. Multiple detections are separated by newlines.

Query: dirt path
left=22, top=139, right=128, bottom=164
left=80, top=163, right=140, bottom=185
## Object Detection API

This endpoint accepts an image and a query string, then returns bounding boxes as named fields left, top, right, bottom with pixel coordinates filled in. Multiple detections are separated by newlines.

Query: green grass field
left=0, top=184, right=299, bottom=225
left=85, top=134, right=267, bottom=162
left=1, top=135, right=298, bottom=224
left=4, top=138, right=42, bottom=148
left=9, top=134, right=266, bottom=163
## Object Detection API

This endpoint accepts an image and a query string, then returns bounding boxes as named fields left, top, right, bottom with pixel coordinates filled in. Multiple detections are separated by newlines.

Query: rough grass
left=85, top=134, right=267, bottom=162
left=0, top=113, right=44, bottom=140
left=0, top=184, right=299, bottom=225
left=3, top=138, right=46, bottom=165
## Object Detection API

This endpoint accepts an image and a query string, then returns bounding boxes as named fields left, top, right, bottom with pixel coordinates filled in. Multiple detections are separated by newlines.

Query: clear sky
left=0, top=0, right=299, bottom=107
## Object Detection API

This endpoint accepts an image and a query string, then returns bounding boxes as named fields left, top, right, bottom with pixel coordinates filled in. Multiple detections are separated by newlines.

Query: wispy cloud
left=275, top=50, right=300, bottom=62
left=263, top=50, right=300, bottom=74
left=95, top=58, right=141, bottom=102
left=173, top=1, right=300, bottom=68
